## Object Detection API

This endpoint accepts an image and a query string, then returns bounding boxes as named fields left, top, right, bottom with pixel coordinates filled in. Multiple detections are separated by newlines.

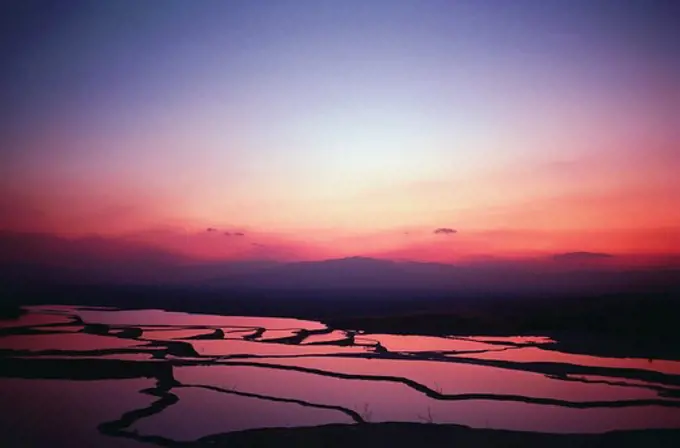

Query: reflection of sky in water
left=574, top=375, right=680, bottom=390
left=75, top=309, right=326, bottom=330
left=366, top=334, right=501, bottom=352
left=1, top=306, right=680, bottom=443
left=0, top=379, right=152, bottom=447
left=0, top=312, right=73, bottom=329
left=458, top=347, right=680, bottom=376
left=232, top=359, right=660, bottom=401
left=302, top=330, right=350, bottom=344
left=188, top=339, right=369, bottom=357
left=139, top=386, right=680, bottom=436
left=258, top=329, right=303, bottom=340
left=31, top=326, right=84, bottom=333
left=141, top=329, right=215, bottom=340
left=0, top=333, right=146, bottom=351
left=132, top=388, right=352, bottom=440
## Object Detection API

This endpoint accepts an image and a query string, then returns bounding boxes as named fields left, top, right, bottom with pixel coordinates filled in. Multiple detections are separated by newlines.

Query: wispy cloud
left=434, top=227, right=457, bottom=235
left=553, top=251, right=613, bottom=262
left=221, top=231, right=245, bottom=236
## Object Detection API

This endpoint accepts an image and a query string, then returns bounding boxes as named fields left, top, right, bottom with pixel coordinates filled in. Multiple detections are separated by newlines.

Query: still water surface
left=1, top=305, right=679, bottom=445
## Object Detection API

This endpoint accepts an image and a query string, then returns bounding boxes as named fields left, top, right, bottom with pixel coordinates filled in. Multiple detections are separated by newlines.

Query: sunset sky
left=1, top=0, right=679, bottom=263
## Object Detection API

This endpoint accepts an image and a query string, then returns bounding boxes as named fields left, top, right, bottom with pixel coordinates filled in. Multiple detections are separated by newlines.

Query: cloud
left=553, top=252, right=614, bottom=262
left=220, top=230, right=244, bottom=237
left=433, top=228, right=457, bottom=235
left=206, top=227, right=217, bottom=232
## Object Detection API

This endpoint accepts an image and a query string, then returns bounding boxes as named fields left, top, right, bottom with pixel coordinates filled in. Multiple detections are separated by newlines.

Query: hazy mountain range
left=1, top=231, right=679, bottom=297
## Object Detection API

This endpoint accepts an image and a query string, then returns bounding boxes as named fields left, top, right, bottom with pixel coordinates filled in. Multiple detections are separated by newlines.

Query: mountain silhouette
left=2, top=232, right=679, bottom=296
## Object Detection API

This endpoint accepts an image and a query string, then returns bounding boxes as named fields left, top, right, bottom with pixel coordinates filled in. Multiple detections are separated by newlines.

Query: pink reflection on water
left=31, top=326, right=84, bottom=333
left=76, top=309, right=326, bottom=330
left=236, top=357, right=660, bottom=402
left=188, top=339, right=369, bottom=357
left=224, top=328, right=258, bottom=333
left=258, top=329, right=301, bottom=340
left=457, top=347, right=680, bottom=376
left=131, top=387, right=351, bottom=440
left=302, top=330, right=350, bottom=344
left=0, top=312, right=74, bottom=329
left=173, top=365, right=680, bottom=433
left=141, top=329, right=215, bottom=340
left=0, top=378, right=153, bottom=447
left=571, top=375, right=680, bottom=390
left=0, top=333, right=146, bottom=351
left=366, top=334, right=504, bottom=352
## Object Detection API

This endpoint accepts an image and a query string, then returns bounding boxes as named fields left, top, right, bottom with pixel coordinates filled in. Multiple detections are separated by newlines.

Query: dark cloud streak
left=553, top=252, right=614, bottom=262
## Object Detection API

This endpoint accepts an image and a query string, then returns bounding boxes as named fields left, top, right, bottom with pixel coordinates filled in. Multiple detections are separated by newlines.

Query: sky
left=1, top=0, right=679, bottom=263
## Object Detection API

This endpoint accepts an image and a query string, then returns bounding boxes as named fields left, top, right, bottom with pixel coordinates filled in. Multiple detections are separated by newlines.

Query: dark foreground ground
left=196, top=423, right=680, bottom=447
